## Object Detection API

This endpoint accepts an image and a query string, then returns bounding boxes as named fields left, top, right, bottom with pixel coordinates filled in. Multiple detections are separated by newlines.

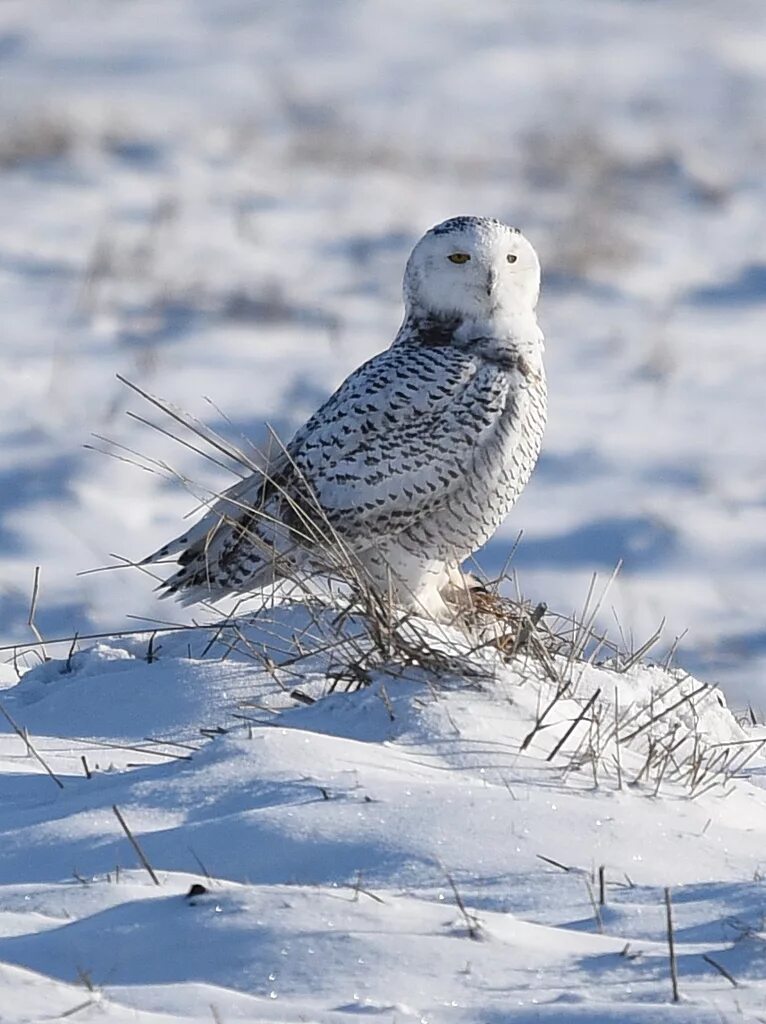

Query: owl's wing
left=285, top=343, right=512, bottom=540
left=145, top=342, right=514, bottom=595
left=141, top=429, right=300, bottom=565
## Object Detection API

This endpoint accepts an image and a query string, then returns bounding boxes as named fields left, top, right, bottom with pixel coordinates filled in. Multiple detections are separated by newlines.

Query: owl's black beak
left=486, top=269, right=499, bottom=297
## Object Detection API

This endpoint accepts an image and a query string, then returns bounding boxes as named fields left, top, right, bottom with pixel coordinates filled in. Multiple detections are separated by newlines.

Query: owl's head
left=403, top=216, right=540, bottom=320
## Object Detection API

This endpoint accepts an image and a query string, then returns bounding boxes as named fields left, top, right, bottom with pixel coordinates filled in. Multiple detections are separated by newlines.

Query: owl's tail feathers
left=141, top=476, right=299, bottom=604
left=148, top=514, right=293, bottom=605
left=140, top=472, right=273, bottom=566
left=140, top=457, right=346, bottom=605
left=157, top=554, right=284, bottom=606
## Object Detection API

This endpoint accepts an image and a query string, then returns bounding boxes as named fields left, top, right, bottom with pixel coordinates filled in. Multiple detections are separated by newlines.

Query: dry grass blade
left=112, top=804, right=161, bottom=885
left=28, top=566, right=48, bottom=660
left=0, top=622, right=202, bottom=654
left=0, top=702, right=64, bottom=789
left=702, top=953, right=737, bottom=987
left=620, top=684, right=710, bottom=744
left=125, top=410, right=247, bottom=478
left=613, top=687, right=623, bottom=790
left=584, top=878, right=603, bottom=933
left=520, top=681, right=569, bottom=752
left=546, top=688, right=602, bottom=763
left=602, top=674, right=688, bottom=747
left=536, top=853, right=572, bottom=873
left=664, top=887, right=680, bottom=1003
left=444, top=870, right=482, bottom=940
left=619, top=619, right=666, bottom=672
left=86, top=432, right=181, bottom=480
left=561, top=561, right=621, bottom=674
left=117, top=374, right=259, bottom=473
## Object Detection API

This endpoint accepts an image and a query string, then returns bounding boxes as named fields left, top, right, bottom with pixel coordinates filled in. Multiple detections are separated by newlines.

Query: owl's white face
left=403, top=216, right=540, bottom=321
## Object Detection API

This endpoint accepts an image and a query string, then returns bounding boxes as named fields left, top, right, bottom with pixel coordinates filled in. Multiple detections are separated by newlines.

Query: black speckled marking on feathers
left=430, top=216, right=520, bottom=236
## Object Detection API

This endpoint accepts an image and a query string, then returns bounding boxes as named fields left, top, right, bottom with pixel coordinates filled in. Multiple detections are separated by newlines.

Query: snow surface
left=1, top=603, right=766, bottom=1021
left=0, top=0, right=764, bottom=703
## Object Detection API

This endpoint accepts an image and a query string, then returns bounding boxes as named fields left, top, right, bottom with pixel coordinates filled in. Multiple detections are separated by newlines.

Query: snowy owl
left=144, top=216, right=546, bottom=620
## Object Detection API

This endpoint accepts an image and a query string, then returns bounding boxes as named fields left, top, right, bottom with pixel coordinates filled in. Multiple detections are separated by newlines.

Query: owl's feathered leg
left=355, top=546, right=453, bottom=622
left=439, top=565, right=487, bottom=615
left=445, top=565, right=486, bottom=594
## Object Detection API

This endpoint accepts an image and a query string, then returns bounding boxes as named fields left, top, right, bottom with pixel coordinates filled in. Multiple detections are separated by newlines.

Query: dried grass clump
left=0, top=113, right=74, bottom=168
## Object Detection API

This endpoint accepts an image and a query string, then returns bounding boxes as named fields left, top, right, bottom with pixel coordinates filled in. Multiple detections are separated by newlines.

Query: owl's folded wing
left=286, top=345, right=513, bottom=540
left=143, top=343, right=515, bottom=572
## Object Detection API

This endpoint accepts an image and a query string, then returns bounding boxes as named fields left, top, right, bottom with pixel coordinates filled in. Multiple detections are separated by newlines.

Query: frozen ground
left=0, top=0, right=764, bottom=704
left=1, top=602, right=766, bottom=1021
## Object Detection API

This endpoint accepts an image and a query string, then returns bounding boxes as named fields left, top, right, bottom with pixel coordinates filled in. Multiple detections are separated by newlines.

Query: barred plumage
left=144, top=216, right=547, bottom=619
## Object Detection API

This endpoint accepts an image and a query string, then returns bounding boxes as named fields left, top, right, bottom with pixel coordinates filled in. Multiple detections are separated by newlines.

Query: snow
left=1, top=0, right=766, bottom=1018
left=0, top=604, right=765, bottom=1020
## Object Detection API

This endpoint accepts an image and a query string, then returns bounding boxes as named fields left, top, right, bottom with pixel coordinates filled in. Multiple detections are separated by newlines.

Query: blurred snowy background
left=0, top=0, right=763, bottom=703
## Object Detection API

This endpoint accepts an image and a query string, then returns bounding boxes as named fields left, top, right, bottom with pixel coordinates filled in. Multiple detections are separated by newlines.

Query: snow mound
left=0, top=602, right=765, bottom=1021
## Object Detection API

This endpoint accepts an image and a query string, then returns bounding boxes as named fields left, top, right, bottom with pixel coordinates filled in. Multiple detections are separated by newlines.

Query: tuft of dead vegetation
left=0, top=113, right=75, bottom=169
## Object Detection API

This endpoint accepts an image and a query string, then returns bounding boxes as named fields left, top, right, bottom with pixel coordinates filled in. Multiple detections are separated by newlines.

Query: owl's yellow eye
left=507, top=253, right=518, bottom=264
left=448, top=253, right=471, bottom=264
